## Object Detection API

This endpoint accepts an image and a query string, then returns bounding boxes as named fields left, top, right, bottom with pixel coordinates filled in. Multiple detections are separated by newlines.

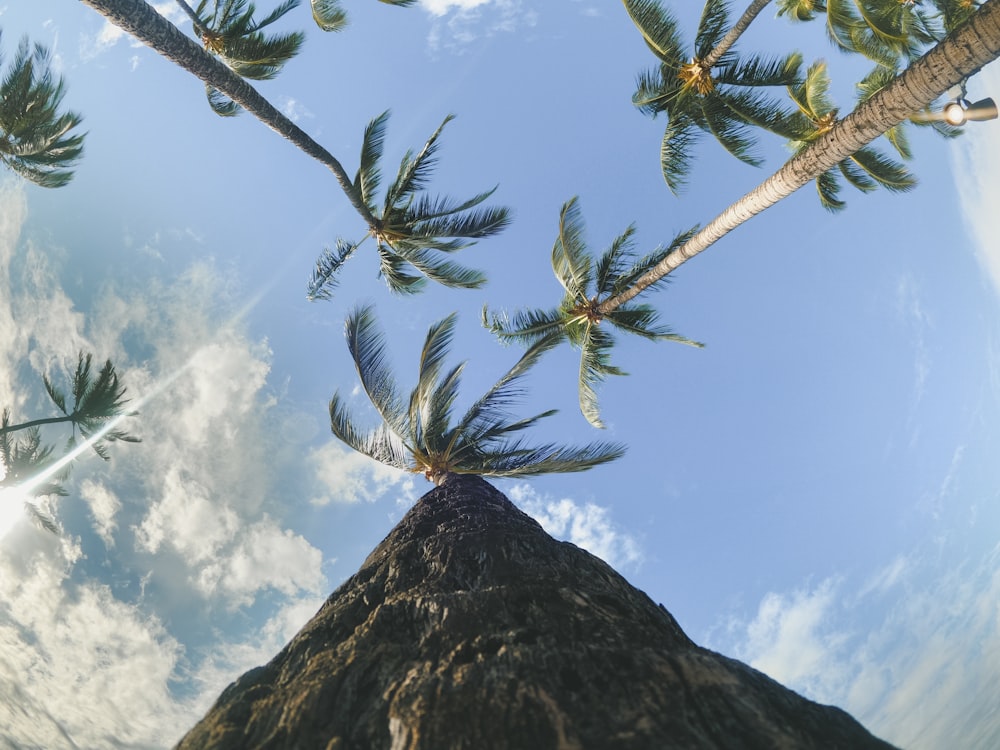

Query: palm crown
left=785, top=60, right=915, bottom=210
left=307, top=111, right=512, bottom=299
left=624, top=0, right=802, bottom=193
left=328, top=305, right=625, bottom=485
left=484, top=198, right=702, bottom=428
left=0, top=353, right=139, bottom=532
left=0, top=34, right=85, bottom=188
left=179, top=0, right=305, bottom=115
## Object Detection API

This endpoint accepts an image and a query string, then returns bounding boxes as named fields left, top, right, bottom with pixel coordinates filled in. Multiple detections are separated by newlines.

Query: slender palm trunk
left=78, top=0, right=378, bottom=228
left=599, top=0, right=1000, bottom=315
left=702, top=0, right=773, bottom=69
left=172, top=0, right=212, bottom=41
left=0, top=415, right=75, bottom=436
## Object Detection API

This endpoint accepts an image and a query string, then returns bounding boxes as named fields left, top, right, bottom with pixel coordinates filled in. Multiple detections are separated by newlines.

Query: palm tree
left=484, top=198, right=701, bottom=428
left=596, top=0, right=1000, bottom=315
left=307, top=111, right=511, bottom=297
left=0, top=34, right=85, bottom=188
left=328, top=305, right=625, bottom=486
left=624, top=0, right=802, bottom=192
left=0, top=353, right=140, bottom=460
left=80, top=0, right=509, bottom=283
left=0, top=353, right=139, bottom=532
left=173, top=0, right=305, bottom=115
left=785, top=60, right=915, bottom=209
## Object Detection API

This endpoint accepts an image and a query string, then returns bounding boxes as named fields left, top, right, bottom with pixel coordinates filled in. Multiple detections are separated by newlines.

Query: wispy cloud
left=0, top=184, right=330, bottom=746
left=421, top=0, right=538, bottom=52
left=716, top=543, right=1000, bottom=750
left=308, top=440, right=415, bottom=505
left=508, top=483, right=642, bottom=570
left=954, top=62, right=1000, bottom=302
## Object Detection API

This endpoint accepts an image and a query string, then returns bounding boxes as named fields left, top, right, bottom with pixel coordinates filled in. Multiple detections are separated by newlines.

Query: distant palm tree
left=0, top=353, right=139, bottom=532
left=0, top=34, right=85, bottom=188
left=785, top=60, right=915, bottom=210
left=307, top=111, right=511, bottom=297
left=173, top=0, right=305, bottom=115
left=484, top=198, right=701, bottom=428
left=623, top=0, right=802, bottom=192
left=597, top=0, right=1000, bottom=315
left=328, top=305, right=624, bottom=485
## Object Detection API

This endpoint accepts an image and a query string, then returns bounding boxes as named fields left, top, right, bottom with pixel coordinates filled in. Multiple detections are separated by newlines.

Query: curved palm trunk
left=78, top=0, right=377, bottom=228
left=599, top=0, right=1000, bottom=315
left=702, top=0, right=774, bottom=69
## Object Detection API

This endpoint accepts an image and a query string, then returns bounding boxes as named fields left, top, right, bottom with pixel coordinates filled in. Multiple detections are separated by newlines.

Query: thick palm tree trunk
left=78, top=0, right=377, bottom=227
left=175, top=474, right=899, bottom=749
left=600, top=0, right=1000, bottom=314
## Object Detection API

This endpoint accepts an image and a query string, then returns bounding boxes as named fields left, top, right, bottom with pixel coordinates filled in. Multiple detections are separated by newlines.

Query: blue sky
left=1, top=1, right=999, bottom=747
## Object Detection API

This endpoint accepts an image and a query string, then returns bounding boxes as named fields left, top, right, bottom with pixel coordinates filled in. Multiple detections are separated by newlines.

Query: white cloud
left=80, top=479, right=122, bottom=547
left=0, top=536, right=194, bottom=750
left=718, top=544, right=1000, bottom=750
left=0, top=186, right=331, bottom=747
left=954, top=61, right=1000, bottom=301
left=308, top=440, right=414, bottom=505
left=508, top=483, right=642, bottom=570
left=421, top=0, right=493, bottom=16
left=422, top=0, right=538, bottom=52
left=194, top=516, right=326, bottom=608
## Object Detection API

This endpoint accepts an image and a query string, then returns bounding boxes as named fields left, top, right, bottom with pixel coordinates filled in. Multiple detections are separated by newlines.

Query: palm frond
left=777, top=0, right=826, bottom=22
left=694, top=0, right=731, bottom=59
left=310, top=0, right=348, bottom=31
left=577, top=325, right=624, bottom=429
left=384, top=114, right=454, bottom=212
left=846, top=147, right=915, bottom=192
left=206, top=85, right=241, bottom=116
left=700, top=104, right=762, bottom=166
left=375, top=245, right=426, bottom=294
left=307, top=238, right=358, bottom=301
left=344, top=305, right=408, bottom=435
left=660, top=114, right=699, bottom=193
left=551, top=197, right=593, bottom=298
left=392, top=246, right=486, bottom=290
left=622, top=0, right=685, bottom=64
left=355, top=110, right=389, bottom=208
left=595, top=225, right=638, bottom=298
left=607, top=305, right=703, bottom=346
left=481, top=306, right=569, bottom=345
left=0, top=36, right=85, bottom=188
left=328, top=394, right=411, bottom=469
left=816, top=167, right=846, bottom=211
left=611, top=225, right=699, bottom=295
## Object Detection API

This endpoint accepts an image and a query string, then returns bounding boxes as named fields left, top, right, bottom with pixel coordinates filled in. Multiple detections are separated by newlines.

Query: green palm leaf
left=0, top=35, right=85, bottom=188
left=307, top=238, right=358, bottom=301
left=485, top=199, right=700, bottom=427
left=329, top=307, right=622, bottom=484
left=355, top=110, right=389, bottom=208
left=310, top=0, right=348, bottom=31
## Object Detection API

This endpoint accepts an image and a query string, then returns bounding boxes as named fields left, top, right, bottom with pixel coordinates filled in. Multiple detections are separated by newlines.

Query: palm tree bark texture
left=600, top=0, right=1000, bottom=314
left=175, top=474, right=900, bottom=750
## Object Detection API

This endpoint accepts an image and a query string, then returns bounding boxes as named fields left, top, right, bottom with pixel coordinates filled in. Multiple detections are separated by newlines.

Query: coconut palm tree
left=597, top=0, right=1000, bottom=315
left=307, top=110, right=511, bottom=297
left=328, top=305, right=625, bottom=486
left=0, top=34, right=85, bottom=188
left=0, top=353, right=139, bottom=533
left=173, top=0, right=305, bottom=115
left=484, top=198, right=701, bottom=428
left=785, top=60, right=915, bottom=210
left=80, top=0, right=509, bottom=282
left=0, top=353, right=140, bottom=460
left=624, top=0, right=802, bottom=192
